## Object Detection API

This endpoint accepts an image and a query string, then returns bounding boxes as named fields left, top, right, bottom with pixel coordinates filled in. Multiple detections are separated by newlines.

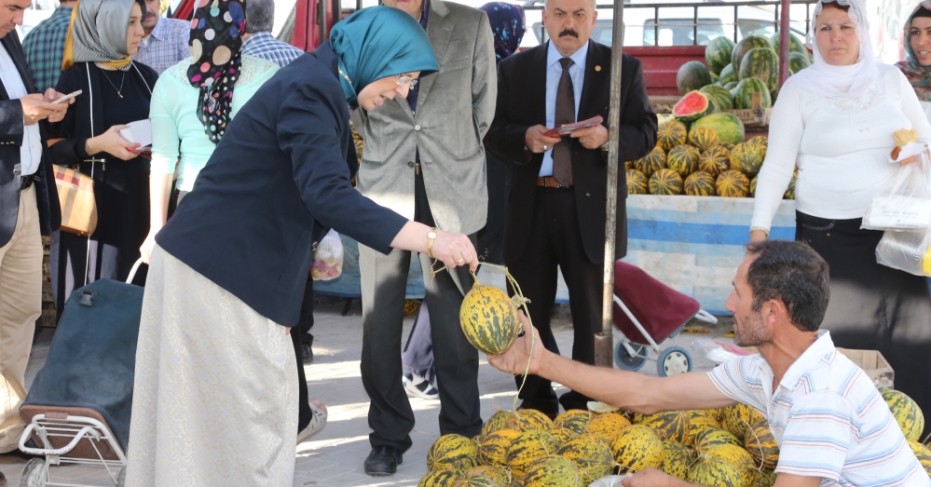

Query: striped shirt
left=22, top=5, right=73, bottom=91
left=134, top=17, right=190, bottom=75
left=241, top=32, right=303, bottom=68
left=708, top=331, right=929, bottom=486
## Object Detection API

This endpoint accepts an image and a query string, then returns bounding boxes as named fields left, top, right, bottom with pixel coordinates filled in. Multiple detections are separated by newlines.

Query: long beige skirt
left=124, top=245, right=297, bottom=487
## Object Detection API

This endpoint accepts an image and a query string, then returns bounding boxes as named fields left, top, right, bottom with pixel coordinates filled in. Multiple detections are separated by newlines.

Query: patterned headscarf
left=328, top=6, right=439, bottom=108
left=896, top=2, right=931, bottom=102
left=479, top=3, right=525, bottom=62
left=62, top=0, right=145, bottom=70
left=187, top=0, right=246, bottom=144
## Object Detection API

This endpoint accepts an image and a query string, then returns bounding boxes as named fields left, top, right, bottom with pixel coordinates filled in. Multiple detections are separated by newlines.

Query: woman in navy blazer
left=123, top=8, right=478, bottom=486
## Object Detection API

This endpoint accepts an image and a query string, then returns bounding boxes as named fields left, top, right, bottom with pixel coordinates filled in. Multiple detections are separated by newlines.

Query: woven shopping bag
left=53, top=165, right=97, bottom=236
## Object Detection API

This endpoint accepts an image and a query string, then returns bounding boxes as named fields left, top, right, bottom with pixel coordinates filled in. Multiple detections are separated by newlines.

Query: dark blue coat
left=156, top=43, right=408, bottom=326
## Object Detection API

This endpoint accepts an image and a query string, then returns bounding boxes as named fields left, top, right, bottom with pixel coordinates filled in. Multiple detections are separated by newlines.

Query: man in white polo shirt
left=488, top=239, right=930, bottom=487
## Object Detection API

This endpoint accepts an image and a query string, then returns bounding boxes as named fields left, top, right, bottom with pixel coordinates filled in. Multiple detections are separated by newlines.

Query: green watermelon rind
left=738, top=47, right=779, bottom=95
left=734, top=78, right=772, bottom=110
left=731, top=35, right=773, bottom=72
left=770, top=31, right=810, bottom=61
left=677, top=61, right=713, bottom=96
left=701, top=84, right=735, bottom=111
left=705, top=37, right=735, bottom=76
left=788, top=51, right=811, bottom=74
left=718, top=63, right=739, bottom=86
left=691, top=113, right=745, bottom=146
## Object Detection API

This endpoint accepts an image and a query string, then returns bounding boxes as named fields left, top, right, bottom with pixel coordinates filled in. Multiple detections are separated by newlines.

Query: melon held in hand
left=459, top=278, right=520, bottom=355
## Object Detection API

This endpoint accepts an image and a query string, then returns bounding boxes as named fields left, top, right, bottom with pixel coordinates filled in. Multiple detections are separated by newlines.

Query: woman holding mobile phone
left=48, top=0, right=158, bottom=314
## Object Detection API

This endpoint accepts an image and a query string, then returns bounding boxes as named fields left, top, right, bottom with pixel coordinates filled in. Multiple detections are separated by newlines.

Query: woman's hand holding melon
left=390, top=222, right=479, bottom=271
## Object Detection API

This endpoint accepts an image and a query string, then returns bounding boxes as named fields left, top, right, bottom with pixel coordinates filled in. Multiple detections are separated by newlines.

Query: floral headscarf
left=187, top=0, right=246, bottom=144
left=478, top=3, right=525, bottom=62
left=896, top=2, right=931, bottom=102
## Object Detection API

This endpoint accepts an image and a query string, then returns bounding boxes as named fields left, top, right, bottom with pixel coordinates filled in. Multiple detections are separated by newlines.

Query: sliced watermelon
left=677, top=61, right=713, bottom=96
left=691, top=113, right=745, bottom=146
left=673, top=91, right=715, bottom=123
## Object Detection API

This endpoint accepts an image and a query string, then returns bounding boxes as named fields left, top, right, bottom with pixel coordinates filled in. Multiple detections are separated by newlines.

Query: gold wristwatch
left=427, top=227, right=438, bottom=258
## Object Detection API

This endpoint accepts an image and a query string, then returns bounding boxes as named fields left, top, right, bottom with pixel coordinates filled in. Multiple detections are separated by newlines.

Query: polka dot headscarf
left=187, top=0, right=245, bottom=144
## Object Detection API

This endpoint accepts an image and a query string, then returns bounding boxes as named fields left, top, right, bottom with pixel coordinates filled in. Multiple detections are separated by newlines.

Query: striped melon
left=465, top=465, right=509, bottom=487
left=635, top=146, right=666, bottom=177
left=548, top=427, right=577, bottom=446
left=557, top=435, right=614, bottom=483
left=688, top=127, right=720, bottom=152
left=685, top=171, right=716, bottom=197
left=420, top=469, right=462, bottom=487
left=785, top=174, right=796, bottom=200
left=659, top=440, right=694, bottom=480
left=610, top=424, right=665, bottom=473
left=505, top=409, right=554, bottom=433
left=636, top=410, right=690, bottom=443
left=748, top=136, right=768, bottom=160
left=583, top=412, right=631, bottom=441
left=729, top=142, right=764, bottom=177
left=700, top=443, right=758, bottom=486
left=667, top=145, right=699, bottom=178
left=627, top=169, right=649, bottom=195
left=685, top=410, right=723, bottom=446
left=749, top=176, right=758, bottom=197
left=722, top=404, right=764, bottom=440
left=658, top=120, right=688, bottom=152
left=554, top=410, right=591, bottom=435
left=460, top=281, right=519, bottom=355
left=882, top=389, right=925, bottom=442
left=523, top=455, right=584, bottom=487
left=908, top=440, right=931, bottom=477
left=744, top=419, right=779, bottom=470
left=715, top=170, right=750, bottom=198
left=482, top=410, right=511, bottom=436
left=688, top=457, right=742, bottom=487
left=699, top=146, right=730, bottom=177
left=695, top=428, right=742, bottom=452
left=625, top=159, right=634, bottom=170
left=649, top=168, right=684, bottom=196
left=506, top=430, right=560, bottom=479
left=428, top=434, right=478, bottom=473
left=479, top=429, right=521, bottom=466
left=451, top=474, right=499, bottom=487
left=753, top=470, right=777, bottom=487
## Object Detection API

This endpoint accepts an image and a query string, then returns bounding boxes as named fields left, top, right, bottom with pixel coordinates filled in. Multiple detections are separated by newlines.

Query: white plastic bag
left=589, top=475, right=629, bottom=487
left=311, top=230, right=344, bottom=281
left=876, top=228, right=931, bottom=276
left=863, top=147, right=931, bottom=231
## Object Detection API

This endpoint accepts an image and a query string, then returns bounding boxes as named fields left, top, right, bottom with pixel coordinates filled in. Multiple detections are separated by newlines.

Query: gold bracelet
left=427, top=227, right=438, bottom=259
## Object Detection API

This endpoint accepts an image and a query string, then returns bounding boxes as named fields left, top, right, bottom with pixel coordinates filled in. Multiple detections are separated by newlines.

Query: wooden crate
left=727, top=92, right=772, bottom=128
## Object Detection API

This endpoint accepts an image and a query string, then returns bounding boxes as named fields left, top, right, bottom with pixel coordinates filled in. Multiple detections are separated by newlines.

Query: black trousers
left=291, top=274, right=315, bottom=432
left=507, top=187, right=602, bottom=415
left=797, top=211, right=931, bottom=438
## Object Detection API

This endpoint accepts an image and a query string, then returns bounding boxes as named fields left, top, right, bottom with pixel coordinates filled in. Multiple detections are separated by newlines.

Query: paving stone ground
left=0, top=300, right=730, bottom=487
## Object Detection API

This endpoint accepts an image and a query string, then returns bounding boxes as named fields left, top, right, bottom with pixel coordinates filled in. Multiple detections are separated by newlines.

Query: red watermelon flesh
left=673, top=91, right=713, bottom=123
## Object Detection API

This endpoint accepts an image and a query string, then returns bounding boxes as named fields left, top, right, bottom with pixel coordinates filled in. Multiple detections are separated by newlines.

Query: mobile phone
left=53, top=90, right=82, bottom=104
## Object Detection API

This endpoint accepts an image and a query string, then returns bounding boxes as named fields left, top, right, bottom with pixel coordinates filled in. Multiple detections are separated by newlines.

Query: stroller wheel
left=20, top=458, right=46, bottom=487
left=615, top=342, right=647, bottom=371
left=657, top=346, right=692, bottom=377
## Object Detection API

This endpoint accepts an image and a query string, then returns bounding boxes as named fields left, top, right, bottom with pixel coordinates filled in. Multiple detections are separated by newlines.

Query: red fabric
left=612, top=261, right=700, bottom=344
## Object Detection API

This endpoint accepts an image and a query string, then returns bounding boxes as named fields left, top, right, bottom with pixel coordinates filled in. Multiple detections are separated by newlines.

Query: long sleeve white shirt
left=751, top=64, right=931, bottom=232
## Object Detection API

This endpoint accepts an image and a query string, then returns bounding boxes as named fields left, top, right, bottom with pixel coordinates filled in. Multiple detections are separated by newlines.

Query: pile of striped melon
left=420, top=389, right=930, bottom=487
left=626, top=120, right=795, bottom=200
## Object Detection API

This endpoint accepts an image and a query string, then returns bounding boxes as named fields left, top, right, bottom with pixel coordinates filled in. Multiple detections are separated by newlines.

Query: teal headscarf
left=329, top=6, right=439, bottom=107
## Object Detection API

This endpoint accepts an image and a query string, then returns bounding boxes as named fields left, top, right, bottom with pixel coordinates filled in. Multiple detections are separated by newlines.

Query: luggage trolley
left=18, top=261, right=145, bottom=487
left=611, top=261, right=717, bottom=376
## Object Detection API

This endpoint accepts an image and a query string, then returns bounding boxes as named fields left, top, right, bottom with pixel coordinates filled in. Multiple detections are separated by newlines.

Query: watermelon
left=731, top=35, right=773, bottom=70
left=734, top=78, right=772, bottom=110
left=705, top=37, right=736, bottom=75
left=428, top=434, right=478, bottom=473
left=724, top=81, right=738, bottom=91
left=718, top=63, right=739, bottom=86
left=523, top=455, right=584, bottom=487
left=420, top=469, right=461, bottom=487
left=657, top=120, right=688, bottom=152
left=689, top=457, right=742, bottom=487
left=677, top=61, right=713, bottom=96
left=701, top=84, right=735, bottom=111
left=667, top=145, right=700, bottom=178
left=627, top=169, right=648, bottom=195
left=673, top=91, right=714, bottom=123
left=881, top=389, right=925, bottom=442
left=649, top=168, right=684, bottom=195
left=460, top=280, right=518, bottom=355
left=611, top=425, right=665, bottom=473
left=557, top=435, right=614, bottom=483
left=554, top=410, right=591, bottom=435
left=691, top=113, right=745, bottom=145
left=789, top=51, right=811, bottom=73
left=770, top=32, right=810, bottom=60
left=685, top=171, right=716, bottom=196
left=739, top=47, right=779, bottom=94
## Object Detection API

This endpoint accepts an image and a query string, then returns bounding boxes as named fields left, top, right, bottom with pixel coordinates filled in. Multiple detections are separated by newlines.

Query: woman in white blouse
left=751, top=0, right=931, bottom=436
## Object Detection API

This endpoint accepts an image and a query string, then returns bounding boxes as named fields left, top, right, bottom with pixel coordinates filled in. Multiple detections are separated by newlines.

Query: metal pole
left=596, top=0, right=626, bottom=369
left=320, top=0, right=328, bottom=47
left=778, top=0, right=791, bottom=87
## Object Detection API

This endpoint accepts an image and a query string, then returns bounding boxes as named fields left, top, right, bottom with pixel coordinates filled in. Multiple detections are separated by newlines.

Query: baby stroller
left=18, top=260, right=145, bottom=487
left=612, top=261, right=716, bottom=376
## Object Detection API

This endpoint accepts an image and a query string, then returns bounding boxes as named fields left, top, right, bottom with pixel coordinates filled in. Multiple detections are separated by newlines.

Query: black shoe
left=0, top=470, right=7, bottom=485
left=364, top=445, right=403, bottom=476
left=300, top=343, right=314, bottom=364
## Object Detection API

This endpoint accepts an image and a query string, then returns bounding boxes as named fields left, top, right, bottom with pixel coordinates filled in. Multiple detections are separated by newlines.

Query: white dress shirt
left=539, top=40, right=588, bottom=178
left=0, top=42, right=41, bottom=177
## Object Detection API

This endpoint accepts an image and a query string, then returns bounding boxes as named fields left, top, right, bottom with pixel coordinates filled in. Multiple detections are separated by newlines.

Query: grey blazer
left=354, top=0, right=496, bottom=235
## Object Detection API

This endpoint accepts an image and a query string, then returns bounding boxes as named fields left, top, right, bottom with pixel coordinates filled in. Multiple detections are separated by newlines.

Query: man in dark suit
left=0, top=0, right=71, bottom=467
left=485, top=0, right=657, bottom=417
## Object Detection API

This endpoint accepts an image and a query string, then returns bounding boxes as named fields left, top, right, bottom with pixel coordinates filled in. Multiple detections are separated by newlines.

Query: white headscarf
left=783, top=0, right=878, bottom=98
